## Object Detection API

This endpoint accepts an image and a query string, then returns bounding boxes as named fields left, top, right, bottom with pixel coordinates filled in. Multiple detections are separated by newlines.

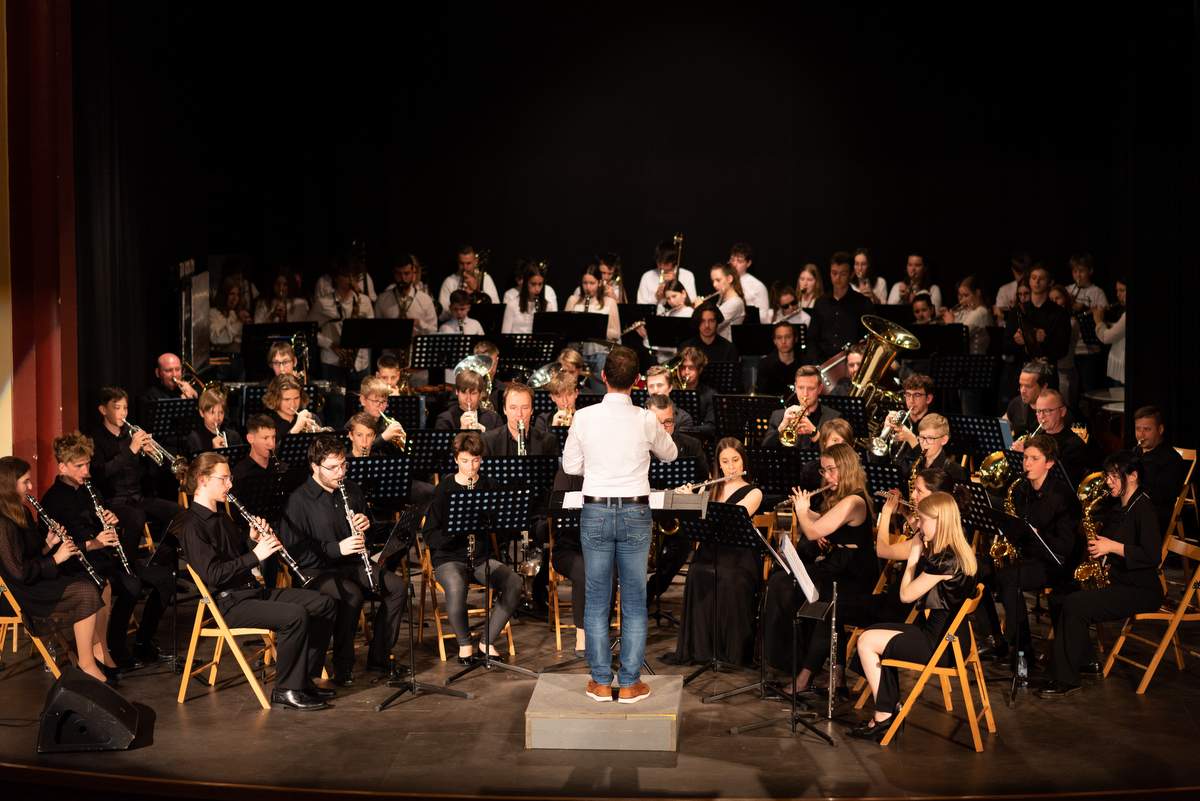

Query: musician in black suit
left=482, top=384, right=558, bottom=457
left=761, top=365, right=842, bottom=449
left=1132, top=406, right=1189, bottom=530
left=434, top=370, right=503, bottom=432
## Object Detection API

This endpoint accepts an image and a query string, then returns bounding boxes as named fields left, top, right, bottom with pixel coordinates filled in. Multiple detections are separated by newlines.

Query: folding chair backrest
left=923, top=583, right=984, bottom=665
left=1166, top=534, right=1200, bottom=563
left=1175, top=448, right=1196, bottom=486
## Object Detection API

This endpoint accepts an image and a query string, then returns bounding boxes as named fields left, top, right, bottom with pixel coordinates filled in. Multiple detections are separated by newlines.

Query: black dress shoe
left=271, top=688, right=328, bottom=711
left=1080, top=660, right=1103, bottom=677
left=112, top=654, right=144, bottom=672
left=133, top=641, right=171, bottom=664
left=1035, top=681, right=1081, bottom=698
left=848, top=715, right=898, bottom=742
left=99, top=664, right=121, bottom=685
left=457, top=654, right=479, bottom=666
left=307, top=685, right=337, bottom=700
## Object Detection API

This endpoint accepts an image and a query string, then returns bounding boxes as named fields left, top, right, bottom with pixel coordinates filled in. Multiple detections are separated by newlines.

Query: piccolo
left=24, top=494, right=105, bottom=588
left=83, top=481, right=133, bottom=575
left=225, top=492, right=311, bottom=586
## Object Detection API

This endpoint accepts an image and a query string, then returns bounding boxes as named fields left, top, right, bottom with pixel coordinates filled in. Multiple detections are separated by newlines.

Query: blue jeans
left=580, top=502, right=651, bottom=687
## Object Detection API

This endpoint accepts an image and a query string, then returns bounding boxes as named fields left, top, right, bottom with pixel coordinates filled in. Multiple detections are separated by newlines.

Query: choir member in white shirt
left=796, top=263, right=823, bottom=310
left=254, top=271, right=311, bottom=324
left=210, top=276, right=250, bottom=352
left=993, top=251, right=1031, bottom=321
left=635, top=240, right=698, bottom=311
left=438, top=244, right=500, bottom=316
left=852, top=248, right=888, bottom=305
left=728, top=242, right=769, bottom=319
left=501, top=261, right=557, bottom=334
left=375, top=254, right=438, bottom=335
left=698, top=263, right=745, bottom=341
left=309, top=260, right=375, bottom=376
left=887, top=253, right=942, bottom=309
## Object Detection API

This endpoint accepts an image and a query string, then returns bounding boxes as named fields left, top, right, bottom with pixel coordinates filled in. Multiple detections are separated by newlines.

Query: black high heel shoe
left=99, top=664, right=121, bottom=686
left=848, top=714, right=901, bottom=742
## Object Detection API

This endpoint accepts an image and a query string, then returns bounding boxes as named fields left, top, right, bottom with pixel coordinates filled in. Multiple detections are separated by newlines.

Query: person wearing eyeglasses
left=279, top=435, right=406, bottom=686
left=879, top=374, right=935, bottom=466
left=1014, top=388, right=1090, bottom=485
left=765, top=284, right=810, bottom=326
left=903, top=414, right=966, bottom=484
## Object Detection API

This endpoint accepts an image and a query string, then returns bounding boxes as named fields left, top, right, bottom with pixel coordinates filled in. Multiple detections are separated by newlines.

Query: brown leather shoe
left=617, top=681, right=652, bottom=704
left=586, top=680, right=614, bottom=702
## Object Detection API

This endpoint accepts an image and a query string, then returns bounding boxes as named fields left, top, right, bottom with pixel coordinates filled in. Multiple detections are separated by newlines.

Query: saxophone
left=908, top=447, right=922, bottom=500
left=990, top=478, right=1022, bottom=569
left=1072, top=472, right=1112, bottom=589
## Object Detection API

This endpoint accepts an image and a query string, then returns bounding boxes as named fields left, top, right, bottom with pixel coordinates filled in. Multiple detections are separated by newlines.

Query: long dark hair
left=0, top=456, right=32, bottom=527
left=578, top=263, right=608, bottom=302
left=518, top=261, right=548, bottom=315
left=713, top=437, right=751, bottom=501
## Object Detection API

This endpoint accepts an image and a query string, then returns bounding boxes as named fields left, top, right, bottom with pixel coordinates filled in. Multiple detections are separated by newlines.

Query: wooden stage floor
left=1, top=585, right=1198, bottom=801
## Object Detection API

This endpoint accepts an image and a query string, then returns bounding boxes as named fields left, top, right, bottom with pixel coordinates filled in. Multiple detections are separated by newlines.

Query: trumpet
left=339, top=481, right=377, bottom=593
left=226, top=492, right=311, bottom=586
left=126, top=421, right=188, bottom=480
left=778, top=402, right=809, bottom=448
left=379, top=410, right=407, bottom=451
left=868, top=409, right=911, bottom=457
left=25, top=494, right=104, bottom=588
left=83, top=481, right=133, bottom=576
left=298, top=411, right=335, bottom=433
left=551, top=406, right=575, bottom=427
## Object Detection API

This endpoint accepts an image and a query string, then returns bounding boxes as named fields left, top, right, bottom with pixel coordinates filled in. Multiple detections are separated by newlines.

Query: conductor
left=563, top=345, right=677, bottom=704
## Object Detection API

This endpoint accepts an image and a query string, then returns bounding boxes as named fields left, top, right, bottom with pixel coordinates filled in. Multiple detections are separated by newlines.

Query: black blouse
left=1102, top=489, right=1163, bottom=590
left=915, top=549, right=975, bottom=639
left=422, top=475, right=499, bottom=567
left=0, top=513, right=103, bottom=636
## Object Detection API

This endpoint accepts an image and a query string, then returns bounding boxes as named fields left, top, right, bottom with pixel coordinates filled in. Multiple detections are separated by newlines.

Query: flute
left=338, top=481, right=377, bottom=593
left=671, top=471, right=747, bottom=493
left=225, top=492, right=311, bottom=586
left=83, top=481, right=133, bottom=575
left=24, top=494, right=104, bottom=588
left=774, top=482, right=836, bottom=512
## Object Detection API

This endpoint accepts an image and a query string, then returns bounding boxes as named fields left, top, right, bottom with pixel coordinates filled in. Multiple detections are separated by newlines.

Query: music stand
left=946, top=415, right=1008, bottom=469
left=863, top=462, right=904, bottom=497
left=277, top=432, right=319, bottom=467
left=347, top=455, right=412, bottom=516
left=715, top=395, right=780, bottom=444
left=341, top=318, right=414, bottom=358
left=744, top=448, right=819, bottom=506
left=617, top=303, right=656, bottom=332
left=444, top=487, right=540, bottom=683
left=730, top=324, right=777, bottom=357
left=142, top=398, right=194, bottom=447
left=903, top=324, right=967, bottom=361
left=819, top=396, right=869, bottom=440
left=213, top=443, right=250, bottom=466
left=1074, top=310, right=1101, bottom=348
left=933, top=354, right=997, bottom=394
left=241, top=322, right=319, bottom=382
left=872, top=304, right=915, bottom=327
left=533, top=312, right=607, bottom=346
left=644, top=317, right=695, bottom=351
left=385, top=395, right=426, bottom=431
left=576, top=393, right=604, bottom=409
left=649, top=458, right=698, bottom=490
left=702, top=362, right=743, bottom=394
left=675, top=503, right=766, bottom=690
left=473, top=304, right=505, bottom=337
left=960, top=482, right=996, bottom=535
left=410, top=334, right=480, bottom=371
left=631, top=388, right=700, bottom=422
left=405, top=430, right=457, bottom=476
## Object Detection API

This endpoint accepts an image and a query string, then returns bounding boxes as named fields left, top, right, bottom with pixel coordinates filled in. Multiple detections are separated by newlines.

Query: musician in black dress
left=1039, top=451, right=1164, bottom=697
left=421, top=432, right=523, bottom=663
left=0, top=456, right=114, bottom=684
left=670, top=438, right=763, bottom=666
left=852, top=491, right=977, bottom=740
left=279, top=435, right=405, bottom=685
left=763, top=443, right=878, bottom=694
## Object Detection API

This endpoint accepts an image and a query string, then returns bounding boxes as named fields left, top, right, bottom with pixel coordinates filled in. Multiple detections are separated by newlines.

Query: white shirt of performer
left=563, top=393, right=677, bottom=497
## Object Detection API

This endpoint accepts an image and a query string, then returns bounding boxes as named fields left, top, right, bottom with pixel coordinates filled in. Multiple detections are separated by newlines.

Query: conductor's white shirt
left=562, top=393, right=678, bottom=497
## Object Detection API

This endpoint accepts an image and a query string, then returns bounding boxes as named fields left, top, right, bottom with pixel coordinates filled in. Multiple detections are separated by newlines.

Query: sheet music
left=780, top=536, right=818, bottom=603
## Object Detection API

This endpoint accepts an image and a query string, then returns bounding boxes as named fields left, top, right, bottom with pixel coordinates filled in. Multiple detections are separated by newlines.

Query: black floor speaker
left=37, top=666, right=140, bottom=753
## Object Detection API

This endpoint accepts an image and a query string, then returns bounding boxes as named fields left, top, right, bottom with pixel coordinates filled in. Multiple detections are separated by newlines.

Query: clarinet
left=225, top=492, right=311, bottom=586
left=82, top=481, right=133, bottom=576
left=465, top=475, right=478, bottom=570
left=517, top=419, right=527, bottom=456
left=25, top=494, right=104, bottom=588
left=338, top=481, right=377, bottom=592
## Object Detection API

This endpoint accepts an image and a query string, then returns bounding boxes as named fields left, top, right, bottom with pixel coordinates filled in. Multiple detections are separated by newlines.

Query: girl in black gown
left=0, top=456, right=113, bottom=684
left=671, top=438, right=763, bottom=666
left=763, top=442, right=877, bottom=694
left=852, top=490, right=977, bottom=740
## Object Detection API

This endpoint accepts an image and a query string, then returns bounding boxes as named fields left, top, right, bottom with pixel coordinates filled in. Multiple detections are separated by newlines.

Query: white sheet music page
left=780, top=536, right=819, bottom=603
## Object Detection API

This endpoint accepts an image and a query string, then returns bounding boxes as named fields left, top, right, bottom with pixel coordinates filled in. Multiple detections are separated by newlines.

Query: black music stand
left=385, top=395, right=426, bottom=431
left=617, top=303, right=656, bottom=332
left=242, top=322, right=320, bottom=382
left=819, top=396, right=868, bottom=438
left=473, top=304, right=504, bottom=336
left=702, top=362, right=743, bottom=394
left=410, top=334, right=480, bottom=372
left=646, top=459, right=702, bottom=628
left=346, top=455, right=413, bottom=517
left=444, top=488, right=540, bottom=683
left=863, top=462, right=904, bottom=497
left=933, top=354, right=997, bottom=393
left=531, top=390, right=558, bottom=417
left=731, top=324, right=780, bottom=357
left=549, top=426, right=570, bottom=454
left=715, top=395, right=780, bottom=443
left=499, top=333, right=561, bottom=375
left=213, top=443, right=250, bottom=466
left=376, top=513, right=472, bottom=709
left=533, top=311, right=608, bottom=346
left=142, top=398, right=195, bottom=446
left=744, top=448, right=819, bottom=503
left=405, top=430, right=457, bottom=476
left=960, top=482, right=996, bottom=535
left=903, top=324, right=967, bottom=361
left=946, top=415, right=1008, bottom=468
left=277, top=432, right=319, bottom=467
left=341, top=318, right=413, bottom=358
left=676, top=503, right=766, bottom=691
left=644, top=317, right=694, bottom=351
left=576, top=393, right=604, bottom=408
left=873, top=304, right=915, bottom=327
left=630, top=388, right=700, bottom=422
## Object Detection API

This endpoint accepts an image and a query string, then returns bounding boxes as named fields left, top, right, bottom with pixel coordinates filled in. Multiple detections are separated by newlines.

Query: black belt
left=583, top=495, right=649, bottom=506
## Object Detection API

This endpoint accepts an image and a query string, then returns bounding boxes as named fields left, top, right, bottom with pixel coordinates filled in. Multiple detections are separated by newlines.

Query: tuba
left=1073, top=472, right=1112, bottom=589
left=847, top=316, right=920, bottom=446
left=990, top=477, right=1023, bottom=569
left=454, top=353, right=495, bottom=412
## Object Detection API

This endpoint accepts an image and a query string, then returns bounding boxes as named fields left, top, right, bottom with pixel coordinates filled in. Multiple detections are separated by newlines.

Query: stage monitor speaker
left=37, top=666, right=140, bottom=753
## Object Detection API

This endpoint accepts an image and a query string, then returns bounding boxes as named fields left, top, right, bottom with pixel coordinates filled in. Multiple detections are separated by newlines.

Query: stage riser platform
left=525, top=674, right=682, bottom=751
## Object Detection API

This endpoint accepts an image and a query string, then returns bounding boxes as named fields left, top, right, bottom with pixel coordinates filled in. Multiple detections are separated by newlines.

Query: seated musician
left=267, top=341, right=300, bottom=379
left=645, top=365, right=695, bottom=430
left=422, top=432, right=523, bottom=663
left=660, top=279, right=695, bottom=318
left=1132, top=405, right=1188, bottom=530
left=434, top=370, right=502, bottom=432
left=137, top=352, right=197, bottom=420
left=263, top=374, right=326, bottom=443
left=176, top=453, right=336, bottom=711
left=881, top=373, right=935, bottom=464
left=1004, top=359, right=1052, bottom=438
left=501, top=260, right=554, bottom=334
left=988, top=434, right=1080, bottom=671
left=701, top=262, right=746, bottom=339
left=852, top=491, right=977, bottom=740
left=555, top=347, right=591, bottom=391
left=42, top=432, right=172, bottom=670
left=905, top=414, right=967, bottom=483
left=89, top=386, right=180, bottom=549
left=346, top=412, right=381, bottom=458
left=1017, top=388, right=1089, bottom=485
left=910, top=292, right=936, bottom=324
left=482, top=383, right=557, bottom=457
left=353, top=377, right=407, bottom=454
left=533, top=371, right=578, bottom=434
left=679, top=306, right=740, bottom=364
left=763, top=443, right=878, bottom=696
left=645, top=394, right=711, bottom=609
left=310, top=257, right=375, bottom=383
left=761, top=365, right=842, bottom=449
left=232, top=414, right=277, bottom=483
left=254, top=269, right=311, bottom=324
left=828, top=342, right=865, bottom=396
left=765, top=283, right=809, bottom=326
left=1038, top=451, right=1164, bottom=698
left=674, top=346, right=719, bottom=440
left=0, top=456, right=115, bottom=684
left=185, top=388, right=244, bottom=454
left=437, top=289, right=485, bottom=336
left=635, top=239, right=698, bottom=313
left=669, top=437, right=763, bottom=667
left=473, top=340, right=505, bottom=412
left=794, top=419, right=855, bottom=491
left=374, top=354, right=403, bottom=395
left=438, top=245, right=500, bottom=316
left=374, top=253, right=438, bottom=335
left=755, top=321, right=800, bottom=397
left=279, top=436, right=405, bottom=685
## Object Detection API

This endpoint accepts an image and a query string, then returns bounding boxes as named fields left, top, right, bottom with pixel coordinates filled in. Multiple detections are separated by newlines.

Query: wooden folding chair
left=0, top=582, right=70, bottom=679
left=177, top=564, right=277, bottom=710
left=1173, top=447, right=1197, bottom=532
left=1103, top=535, right=1200, bottom=694
left=876, top=583, right=996, bottom=752
left=415, top=535, right=515, bottom=662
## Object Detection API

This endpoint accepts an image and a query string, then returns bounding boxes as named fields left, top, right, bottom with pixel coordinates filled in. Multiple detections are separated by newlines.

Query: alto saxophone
left=990, top=478, right=1022, bottom=569
left=1072, top=472, right=1112, bottom=589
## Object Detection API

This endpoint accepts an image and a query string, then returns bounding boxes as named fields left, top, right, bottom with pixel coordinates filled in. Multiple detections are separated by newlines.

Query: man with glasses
left=352, top=377, right=407, bottom=455
left=881, top=374, right=935, bottom=465
left=279, top=435, right=406, bottom=685
left=1016, top=388, right=1089, bottom=485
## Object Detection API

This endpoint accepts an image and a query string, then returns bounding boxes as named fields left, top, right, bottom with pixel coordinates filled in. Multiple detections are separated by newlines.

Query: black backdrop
left=70, top=4, right=1194, bottom=442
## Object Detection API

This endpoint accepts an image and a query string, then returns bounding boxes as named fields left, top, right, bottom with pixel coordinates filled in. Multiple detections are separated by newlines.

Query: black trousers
left=106, top=561, right=173, bottom=657
left=1048, top=582, right=1163, bottom=684
left=110, top=496, right=179, bottom=543
left=221, top=587, right=336, bottom=691
left=311, top=562, right=405, bottom=674
left=646, top=534, right=690, bottom=603
left=865, top=622, right=940, bottom=712
left=995, top=558, right=1056, bottom=652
